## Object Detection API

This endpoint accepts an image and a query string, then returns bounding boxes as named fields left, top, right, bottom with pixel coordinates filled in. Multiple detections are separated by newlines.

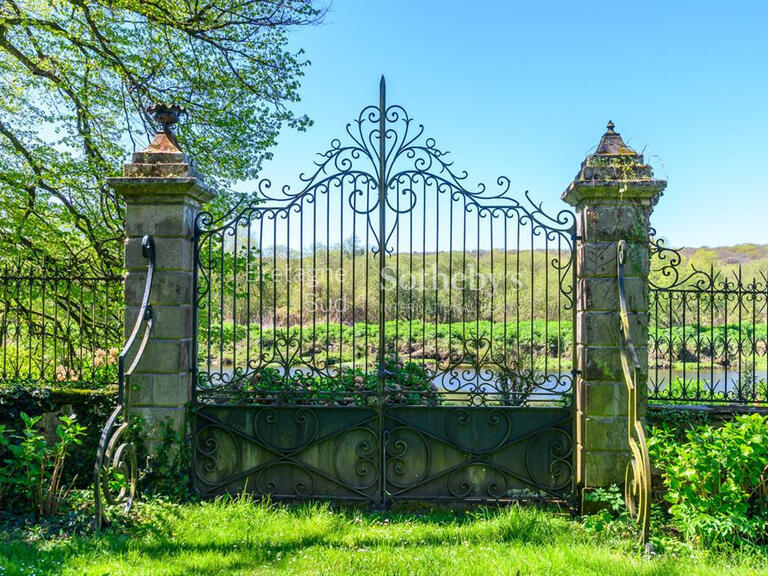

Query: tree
left=0, top=0, right=322, bottom=271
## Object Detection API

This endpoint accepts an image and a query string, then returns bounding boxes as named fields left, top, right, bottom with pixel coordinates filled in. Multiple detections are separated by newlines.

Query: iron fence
left=0, top=256, right=123, bottom=388
left=649, top=233, right=768, bottom=405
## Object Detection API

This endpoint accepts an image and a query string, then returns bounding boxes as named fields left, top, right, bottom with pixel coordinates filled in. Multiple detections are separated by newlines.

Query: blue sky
left=251, top=0, right=768, bottom=248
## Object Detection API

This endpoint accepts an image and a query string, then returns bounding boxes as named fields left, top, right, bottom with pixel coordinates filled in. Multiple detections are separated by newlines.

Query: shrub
left=649, top=414, right=768, bottom=546
left=0, top=424, right=8, bottom=503
left=235, top=356, right=439, bottom=406
left=647, top=405, right=713, bottom=437
left=582, top=484, right=633, bottom=539
left=0, top=384, right=116, bottom=487
left=0, top=412, right=86, bottom=518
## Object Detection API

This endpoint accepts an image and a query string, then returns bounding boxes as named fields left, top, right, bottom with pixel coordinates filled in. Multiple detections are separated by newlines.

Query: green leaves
left=233, top=357, right=438, bottom=406
left=0, top=0, right=321, bottom=266
left=650, top=414, right=768, bottom=546
left=0, top=410, right=86, bottom=517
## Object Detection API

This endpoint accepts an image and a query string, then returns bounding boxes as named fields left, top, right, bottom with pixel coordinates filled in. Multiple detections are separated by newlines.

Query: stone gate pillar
left=562, top=122, right=665, bottom=498
left=108, top=106, right=214, bottom=443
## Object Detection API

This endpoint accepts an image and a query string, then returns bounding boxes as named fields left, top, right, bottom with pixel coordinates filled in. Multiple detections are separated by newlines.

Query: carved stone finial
left=595, top=121, right=633, bottom=155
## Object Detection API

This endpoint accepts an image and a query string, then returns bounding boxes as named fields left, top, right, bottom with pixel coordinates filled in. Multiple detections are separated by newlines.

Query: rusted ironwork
left=617, top=239, right=651, bottom=546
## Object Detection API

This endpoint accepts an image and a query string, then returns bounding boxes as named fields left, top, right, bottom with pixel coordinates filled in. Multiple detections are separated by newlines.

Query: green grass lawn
left=2, top=499, right=768, bottom=576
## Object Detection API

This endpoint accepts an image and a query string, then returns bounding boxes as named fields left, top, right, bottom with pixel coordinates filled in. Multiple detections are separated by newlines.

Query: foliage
left=0, top=351, right=121, bottom=390
left=3, top=498, right=768, bottom=575
left=134, top=418, right=191, bottom=503
left=202, top=318, right=573, bottom=373
left=649, top=324, right=768, bottom=365
left=0, top=383, right=116, bottom=486
left=201, top=245, right=573, bottom=328
left=646, top=405, right=714, bottom=436
left=233, top=356, right=439, bottom=406
left=0, top=411, right=85, bottom=518
left=649, top=414, right=768, bottom=546
left=0, top=0, right=323, bottom=267
left=582, top=485, right=633, bottom=539
left=649, top=376, right=764, bottom=405
left=0, top=423, right=7, bottom=502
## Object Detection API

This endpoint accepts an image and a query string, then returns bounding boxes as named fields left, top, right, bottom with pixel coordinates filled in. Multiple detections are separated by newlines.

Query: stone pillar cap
left=107, top=103, right=216, bottom=204
left=562, top=121, right=666, bottom=206
left=595, top=120, right=633, bottom=155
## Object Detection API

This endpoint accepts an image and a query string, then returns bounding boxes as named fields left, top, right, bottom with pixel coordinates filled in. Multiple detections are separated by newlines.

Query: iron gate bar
left=377, top=78, right=387, bottom=507
left=192, top=80, right=577, bottom=505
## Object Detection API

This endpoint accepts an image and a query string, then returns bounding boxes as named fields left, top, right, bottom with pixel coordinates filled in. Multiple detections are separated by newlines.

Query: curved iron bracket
left=617, top=239, right=652, bottom=547
left=94, top=235, right=155, bottom=529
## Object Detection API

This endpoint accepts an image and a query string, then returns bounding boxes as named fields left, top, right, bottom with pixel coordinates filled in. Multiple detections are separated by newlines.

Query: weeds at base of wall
left=649, top=413, right=768, bottom=548
left=0, top=412, right=86, bottom=520
left=647, top=406, right=714, bottom=438
left=0, top=384, right=116, bottom=488
left=129, top=413, right=192, bottom=503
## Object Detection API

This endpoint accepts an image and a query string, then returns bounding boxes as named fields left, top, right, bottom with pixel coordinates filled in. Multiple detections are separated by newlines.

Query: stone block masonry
left=562, top=121, right=666, bottom=500
left=108, top=120, right=214, bottom=445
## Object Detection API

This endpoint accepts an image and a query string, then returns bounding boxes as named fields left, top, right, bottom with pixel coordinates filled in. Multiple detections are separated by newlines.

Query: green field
left=2, top=499, right=768, bottom=575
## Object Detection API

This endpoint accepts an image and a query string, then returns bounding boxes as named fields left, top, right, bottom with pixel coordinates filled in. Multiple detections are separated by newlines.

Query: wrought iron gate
left=192, top=79, right=576, bottom=505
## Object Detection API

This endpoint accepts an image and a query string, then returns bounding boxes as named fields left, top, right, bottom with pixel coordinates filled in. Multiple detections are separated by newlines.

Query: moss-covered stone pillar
left=108, top=106, right=214, bottom=443
left=562, top=122, right=665, bottom=496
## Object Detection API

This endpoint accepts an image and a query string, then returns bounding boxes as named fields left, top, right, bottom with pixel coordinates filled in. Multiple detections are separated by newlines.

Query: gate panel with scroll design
left=193, top=80, right=576, bottom=504
left=384, top=407, right=572, bottom=501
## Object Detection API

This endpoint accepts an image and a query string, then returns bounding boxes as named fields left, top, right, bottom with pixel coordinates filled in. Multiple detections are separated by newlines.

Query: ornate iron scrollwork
left=190, top=81, right=577, bottom=506
left=648, top=227, right=768, bottom=405
left=617, top=239, right=651, bottom=546
left=94, top=235, right=155, bottom=529
left=193, top=79, right=576, bottom=405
